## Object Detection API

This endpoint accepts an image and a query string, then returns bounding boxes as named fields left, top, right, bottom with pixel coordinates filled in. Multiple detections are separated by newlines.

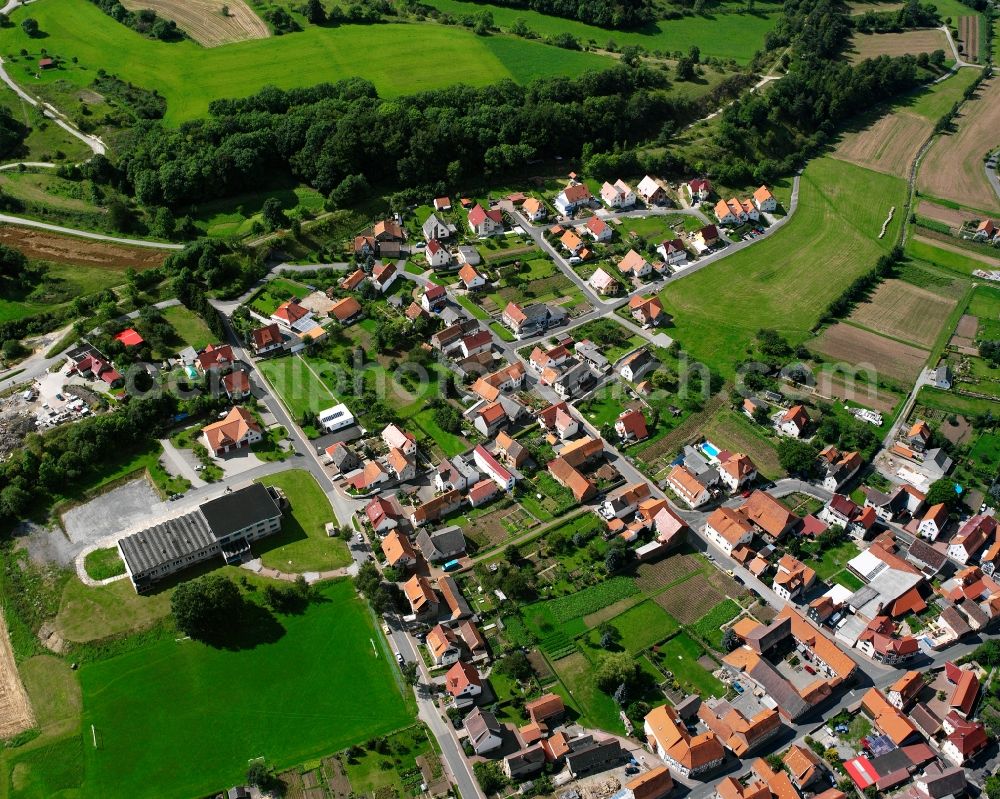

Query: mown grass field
left=660, top=157, right=907, bottom=376
left=0, top=261, right=125, bottom=323
left=426, top=0, right=781, bottom=64
left=78, top=580, right=411, bottom=799
left=7, top=0, right=613, bottom=125
left=160, top=304, right=215, bottom=350
left=256, top=469, right=351, bottom=572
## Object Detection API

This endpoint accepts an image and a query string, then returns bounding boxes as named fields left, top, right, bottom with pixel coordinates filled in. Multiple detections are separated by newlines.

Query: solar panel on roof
left=866, top=734, right=895, bottom=757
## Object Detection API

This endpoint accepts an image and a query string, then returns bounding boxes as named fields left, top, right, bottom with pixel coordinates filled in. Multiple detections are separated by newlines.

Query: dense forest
left=114, top=67, right=691, bottom=209
left=0, top=106, right=28, bottom=159
left=440, top=0, right=656, bottom=28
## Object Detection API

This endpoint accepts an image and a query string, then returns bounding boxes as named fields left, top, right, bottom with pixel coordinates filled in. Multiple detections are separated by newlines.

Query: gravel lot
left=62, top=477, right=168, bottom=545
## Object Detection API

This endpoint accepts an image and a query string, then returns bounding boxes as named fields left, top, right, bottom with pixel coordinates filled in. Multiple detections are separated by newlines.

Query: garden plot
left=848, top=279, right=957, bottom=348
left=811, top=323, right=929, bottom=383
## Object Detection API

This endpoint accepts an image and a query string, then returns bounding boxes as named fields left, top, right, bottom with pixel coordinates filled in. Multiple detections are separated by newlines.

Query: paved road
left=0, top=161, right=56, bottom=172
left=0, top=211, right=184, bottom=249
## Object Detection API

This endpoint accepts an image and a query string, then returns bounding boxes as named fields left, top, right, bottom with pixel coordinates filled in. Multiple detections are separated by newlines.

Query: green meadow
left=7, top=0, right=613, bottom=125
left=661, top=157, right=908, bottom=376
left=426, top=0, right=781, bottom=64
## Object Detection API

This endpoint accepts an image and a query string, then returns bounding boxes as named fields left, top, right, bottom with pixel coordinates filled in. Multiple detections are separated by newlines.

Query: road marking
left=370, top=638, right=378, bottom=656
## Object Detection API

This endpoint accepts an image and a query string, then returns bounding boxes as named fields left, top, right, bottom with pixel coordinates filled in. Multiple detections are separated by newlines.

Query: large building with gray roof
left=118, top=483, right=284, bottom=592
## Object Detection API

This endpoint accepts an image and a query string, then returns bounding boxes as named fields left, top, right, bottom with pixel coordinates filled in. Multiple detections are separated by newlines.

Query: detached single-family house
left=222, top=370, right=251, bottom=401
left=473, top=444, right=516, bottom=491
left=948, top=514, right=997, bottom=563
left=667, top=465, right=712, bottom=509
left=458, top=264, right=487, bottom=291
left=554, top=183, right=593, bottom=215
left=715, top=199, right=742, bottom=225
left=382, top=424, right=417, bottom=457
left=271, top=299, right=313, bottom=331
left=695, top=224, right=720, bottom=249
left=326, top=441, right=362, bottom=476
left=689, top=178, right=711, bottom=202
left=468, top=204, right=503, bottom=237
left=339, top=269, right=366, bottom=292
left=522, top=197, right=546, bottom=222
left=619, top=249, right=653, bottom=278
left=589, top=267, right=621, bottom=296
left=423, top=212, right=454, bottom=241
left=630, top=295, right=666, bottom=327
left=330, top=296, right=363, bottom=325
left=415, top=525, right=466, bottom=562
left=619, top=348, right=656, bottom=382
left=586, top=215, right=613, bottom=241
left=502, top=302, right=564, bottom=339
left=434, top=196, right=451, bottom=211
left=601, top=179, right=636, bottom=209
left=772, top=554, right=816, bottom=601
left=704, top=507, right=753, bottom=556
left=616, top=409, right=648, bottom=442
left=473, top=402, right=508, bottom=437
left=657, top=239, right=688, bottom=266
left=196, top=343, right=236, bottom=374
left=251, top=323, right=283, bottom=356
left=752, top=185, right=777, bottom=212
left=386, top=447, right=416, bottom=482
left=381, top=530, right=417, bottom=569
left=458, top=329, right=493, bottom=358
left=421, top=284, right=449, bottom=313
left=975, top=219, right=996, bottom=240
left=202, top=407, right=262, bottom=456
left=560, top=229, right=585, bottom=255
left=371, top=261, right=398, bottom=293
left=778, top=405, right=809, bottom=438
left=918, top=503, right=950, bottom=541
left=637, top=175, right=667, bottom=205
left=445, top=661, right=482, bottom=706
left=718, top=452, right=757, bottom=492
left=935, top=364, right=953, bottom=389
left=424, top=239, right=451, bottom=269
left=403, top=575, right=439, bottom=620
left=363, top=496, right=399, bottom=534
left=464, top=707, right=504, bottom=754
left=538, top=401, right=579, bottom=439
left=426, top=624, right=462, bottom=666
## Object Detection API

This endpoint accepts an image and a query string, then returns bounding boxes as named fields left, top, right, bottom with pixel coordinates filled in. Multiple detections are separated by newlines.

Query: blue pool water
left=701, top=441, right=720, bottom=458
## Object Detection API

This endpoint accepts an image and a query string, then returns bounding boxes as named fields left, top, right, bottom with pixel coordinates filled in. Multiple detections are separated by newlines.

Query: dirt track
left=0, top=225, right=167, bottom=270
left=119, top=0, right=270, bottom=46
left=0, top=611, right=35, bottom=740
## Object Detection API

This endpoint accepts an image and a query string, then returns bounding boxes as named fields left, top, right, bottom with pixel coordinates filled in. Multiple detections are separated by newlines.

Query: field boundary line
left=840, top=319, right=932, bottom=352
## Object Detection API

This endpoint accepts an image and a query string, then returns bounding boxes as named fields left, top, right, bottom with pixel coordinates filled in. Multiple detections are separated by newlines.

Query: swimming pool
left=184, top=364, right=198, bottom=380
left=700, top=441, right=720, bottom=459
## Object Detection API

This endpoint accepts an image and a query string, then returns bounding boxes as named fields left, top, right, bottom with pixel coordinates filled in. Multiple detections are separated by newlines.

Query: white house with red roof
left=424, top=239, right=451, bottom=269
left=195, top=343, right=236, bottom=374
left=521, top=197, right=546, bottom=221
left=615, top=409, right=648, bottom=442
left=656, top=238, right=688, bottom=266
left=421, top=284, right=449, bottom=313
left=778, top=405, right=809, bottom=438
left=458, top=330, right=493, bottom=358
left=589, top=267, right=620, bottom=295
left=718, top=452, right=757, bottom=492
left=251, top=323, right=284, bottom=356
left=271, top=298, right=313, bottom=331
left=458, top=264, right=486, bottom=291
left=554, top=183, right=593, bottom=215
left=364, top=496, right=400, bottom=534
left=689, top=178, right=711, bottom=201
left=370, top=261, right=399, bottom=293
left=918, top=503, right=950, bottom=541
left=619, top=249, right=652, bottom=278
left=382, top=424, right=417, bottom=456
left=473, top=444, right=515, bottom=491
left=752, top=185, right=777, bottom=212
left=585, top=215, right=612, bottom=241
left=468, top=204, right=504, bottom=236
left=600, top=179, right=636, bottom=209
left=637, top=175, right=667, bottom=205
left=948, top=514, right=997, bottom=563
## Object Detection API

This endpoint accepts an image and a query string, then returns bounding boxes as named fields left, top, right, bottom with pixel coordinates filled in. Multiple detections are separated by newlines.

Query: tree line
left=112, top=67, right=690, bottom=211
left=87, top=0, right=183, bottom=41
left=853, top=0, right=940, bottom=34
left=431, top=0, right=656, bottom=29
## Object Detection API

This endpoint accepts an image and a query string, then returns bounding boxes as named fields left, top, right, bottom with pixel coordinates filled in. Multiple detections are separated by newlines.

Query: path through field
left=0, top=611, right=35, bottom=739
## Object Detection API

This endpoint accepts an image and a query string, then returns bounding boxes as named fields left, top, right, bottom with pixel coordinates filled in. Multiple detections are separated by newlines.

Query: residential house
left=371, top=261, right=398, bottom=293
left=494, top=431, right=528, bottom=470
left=821, top=448, right=862, bottom=491
left=386, top=447, right=416, bottom=482
left=251, top=323, right=283, bottom=356
left=619, top=767, right=673, bottom=799
left=778, top=405, right=809, bottom=437
left=548, top=456, right=596, bottom=501
left=432, top=319, right=480, bottom=351
left=222, top=370, right=251, bottom=401
left=426, top=624, right=462, bottom=666
left=464, top=707, right=504, bottom=755
left=330, top=297, right=363, bottom=325
left=473, top=444, right=516, bottom=491
left=435, top=455, right=480, bottom=493
left=718, top=452, right=757, bottom=493
left=325, top=441, right=362, bottom=475
left=422, top=212, right=454, bottom=241
left=638, top=175, right=668, bottom=205
left=538, top=401, right=579, bottom=439
left=619, top=249, right=653, bottom=278
left=456, top=246, right=481, bottom=266
left=741, top=490, right=799, bottom=541
left=339, top=268, right=366, bottom=292
left=348, top=461, right=390, bottom=493
left=913, top=763, right=968, bottom=799
left=434, top=197, right=451, bottom=211
left=772, top=554, right=816, bottom=601
left=819, top=494, right=860, bottom=528
left=694, top=225, right=720, bottom=249
left=554, top=183, right=593, bottom=215
left=552, top=359, right=593, bottom=399
left=619, top=348, right=656, bottom=382
left=886, top=670, right=924, bottom=710
left=575, top=339, right=610, bottom=372
left=666, top=465, right=712, bottom=509
left=861, top=688, right=922, bottom=746
left=522, top=197, right=546, bottom=222
left=689, top=178, right=711, bottom=202
left=630, top=295, right=666, bottom=327
left=601, top=179, right=636, bottom=209
left=458, top=264, right=487, bottom=291
left=424, top=239, right=451, bottom=269
left=644, top=705, right=725, bottom=778
left=975, top=219, right=996, bottom=240
left=941, top=712, right=988, bottom=764
left=934, top=364, right=952, bottom=390
left=752, top=186, right=777, bottom=212
left=373, top=219, right=404, bottom=242
left=601, top=482, right=652, bottom=520
left=697, top=700, right=782, bottom=756
left=458, top=330, right=493, bottom=358
left=381, top=530, right=417, bottom=569
left=616, top=409, right=649, bottom=442
left=945, top=662, right=979, bottom=718
left=409, top=489, right=464, bottom=528
left=202, top=407, right=262, bottom=456
left=586, top=215, right=613, bottom=241
left=468, top=478, right=498, bottom=508
left=704, top=507, right=753, bottom=556
left=403, top=575, right=439, bottom=620
left=502, top=302, right=563, bottom=338
left=918, top=503, right=950, bottom=541
left=947, top=514, right=996, bottom=563
left=445, top=661, right=482, bottom=706
left=363, top=496, right=400, bottom=535
left=382, top=424, right=417, bottom=457
left=589, top=267, right=621, bottom=296
left=782, top=744, right=826, bottom=791
left=504, top=744, right=547, bottom=781
left=415, top=525, right=466, bottom=563
left=473, top=402, right=508, bottom=438
left=530, top=343, right=569, bottom=374
left=421, top=284, right=449, bottom=313
left=468, top=204, right=503, bottom=236
left=271, top=299, right=313, bottom=331
left=196, top=343, right=236, bottom=374
left=657, top=238, right=688, bottom=266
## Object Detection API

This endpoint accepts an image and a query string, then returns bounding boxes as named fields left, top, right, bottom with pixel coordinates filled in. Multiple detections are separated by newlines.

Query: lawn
left=160, top=304, right=215, bottom=350
left=0, top=261, right=127, bottom=323
left=596, top=600, right=680, bottom=652
left=551, top=651, right=624, bottom=733
left=905, top=237, right=986, bottom=276
left=571, top=319, right=647, bottom=363
left=652, top=631, right=724, bottom=697
left=6, top=0, right=612, bottom=125
left=831, top=568, right=865, bottom=592
left=916, top=386, right=1000, bottom=417
left=427, top=0, right=780, bottom=64
left=578, top=387, right=626, bottom=428
left=805, top=540, right=861, bottom=581
left=970, top=432, right=1000, bottom=464
left=661, top=158, right=908, bottom=377
left=194, top=185, right=326, bottom=238
left=249, top=277, right=312, bottom=317
left=82, top=547, right=126, bottom=581
left=78, top=580, right=412, bottom=799
left=257, top=354, right=338, bottom=422
left=701, top=407, right=785, bottom=480
left=256, top=470, right=351, bottom=571
left=53, top=576, right=173, bottom=643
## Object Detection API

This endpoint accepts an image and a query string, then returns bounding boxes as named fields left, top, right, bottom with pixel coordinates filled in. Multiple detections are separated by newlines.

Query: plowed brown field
left=119, top=0, right=269, bottom=46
